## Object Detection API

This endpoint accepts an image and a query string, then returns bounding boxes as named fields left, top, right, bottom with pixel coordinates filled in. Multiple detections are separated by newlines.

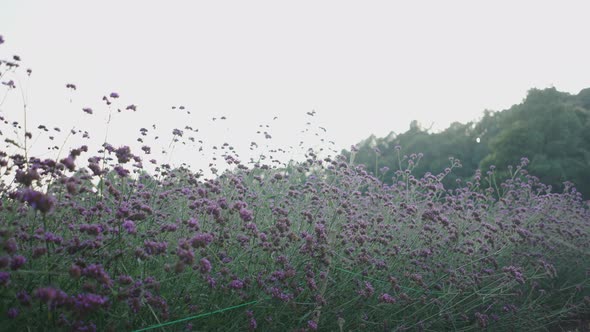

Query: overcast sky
left=1, top=1, right=590, bottom=173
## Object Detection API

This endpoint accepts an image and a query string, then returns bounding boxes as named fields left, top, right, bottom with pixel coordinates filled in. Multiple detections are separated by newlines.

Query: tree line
left=341, top=87, right=590, bottom=199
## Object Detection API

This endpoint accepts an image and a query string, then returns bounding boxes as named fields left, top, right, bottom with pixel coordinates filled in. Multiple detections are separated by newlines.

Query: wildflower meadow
left=0, top=35, right=589, bottom=331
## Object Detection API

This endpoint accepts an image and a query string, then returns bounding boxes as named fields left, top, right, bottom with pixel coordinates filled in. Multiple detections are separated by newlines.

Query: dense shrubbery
left=1, top=35, right=589, bottom=331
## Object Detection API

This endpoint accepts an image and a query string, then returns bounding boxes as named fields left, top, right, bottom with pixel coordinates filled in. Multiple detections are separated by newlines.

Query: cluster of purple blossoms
left=34, top=287, right=70, bottom=309
left=11, top=188, right=56, bottom=214
left=114, top=165, right=130, bottom=177
left=239, top=207, right=254, bottom=222
left=357, top=281, right=375, bottom=298
left=72, top=293, right=109, bottom=314
left=115, top=146, right=133, bottom=164
left=379, top=293, right=397, bottom=304
left=229, top=279, right=245, bottom=290
left=502, top=266, right=526, bottom=285
left=144, top=240, right=168, bottom=256
left=81, top=264, right=112, bottom=287
left=190, top=233, right=213, bottom=248
left=7, top=307, right=19, bottom=319
left=199, top=258, right=212, bottom=274
left=10, top=255, right=26, bottom=270
left=122, top=219, right=136, bottom=234
left=0, top=271, right=10, bottom=286
left=307, top=320, right=318, bottom=330
left=15, top=168, right=40, bottom=186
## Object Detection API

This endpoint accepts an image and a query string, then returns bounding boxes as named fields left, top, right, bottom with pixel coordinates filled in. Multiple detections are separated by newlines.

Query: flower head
left=123, top=220, right=136, bottom=234
left=7, top=308, right=18, bottom=319
left=0, top=272, right=10, bottom=287
left=16, top=189, right=56, bottom=214
left=199, top=258, right=212, bottom=274
left=115, top=146, right=133, bottom=164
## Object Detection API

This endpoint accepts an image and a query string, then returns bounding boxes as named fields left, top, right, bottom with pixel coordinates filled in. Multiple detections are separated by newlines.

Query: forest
left=343, top=87, right=590, bottom=200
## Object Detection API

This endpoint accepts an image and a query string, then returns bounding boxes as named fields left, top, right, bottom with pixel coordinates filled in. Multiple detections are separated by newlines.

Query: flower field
left=1, top=35, right=589, bottom=331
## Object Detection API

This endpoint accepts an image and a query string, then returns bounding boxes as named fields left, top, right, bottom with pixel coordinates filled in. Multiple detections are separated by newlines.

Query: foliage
left=345, top=87, right=590, bottom=199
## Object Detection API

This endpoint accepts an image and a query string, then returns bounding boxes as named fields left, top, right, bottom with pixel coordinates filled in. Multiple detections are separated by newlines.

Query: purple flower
left=160, top=223, right=178, bottom=232
left=17, top=188, right=56, bottom=213
left=144, top=240, right=168, bottom=255
left=45, top=232, right=63, bottom=244
left=199, top=258, right=212, bottom=274
left=7, top=308, right=18, bottom=319
left=73, top=293, right=109, bottom=314
left=191, top=233, right=213, bottom=248
left=177, top=248, right=194, bottom=265
left=60, top=156, right=76, bottom=171
left=269, top=287, right=293, bottom=302
left=34, top=287, right=70, bottom=308
left=10, top=255, right=26, bottom=270
left=88, top=163, right=102, bottom=176
left=82, top=264, right=112, bottom=286
left=114, top=165, right=130, bottom=177
left=69, top=264, right=82, bottom=278
left=242, top=223, right=257, bottom=234
left=379, top=293, right=396, bottom=304
left=110, top=92, right=119, bottom=98
left=115, top=146, right=133, bottom=164
left=187, top=217, right=199, bottom=229
left=249, top=318, right=257, bottom=330
left=4, top=238, right=17, bottom=254
left=79, top=224, right=102, bottom=236
left=118, top=275, right=133, bottom=285
left=229, top=279, right=244, bottom=290
left=16, top=290, right=31, bottom=306
left=123, top=220, right=136, bottom=234
left=82, top=108, right=93, bottom=114
left=358, top=281, right=375, bottom=298
left=206, top=275, right=217, bottom=288
left=0, top=272, right=10, bottom=287
left=0, top=35, right=4, bottom=45
left=307, top=320, right=318, bottom=330
left=15, top=168, right=40, bottom=186
left=475, top=312, right=489, bottom=328
left=239, top=208, right=253, bottom=222
left=502, top=266, right=526, bottom=285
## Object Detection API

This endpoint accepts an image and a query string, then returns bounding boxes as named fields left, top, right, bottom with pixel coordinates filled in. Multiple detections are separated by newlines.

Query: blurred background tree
left=342, top=87, right=590, bottom=198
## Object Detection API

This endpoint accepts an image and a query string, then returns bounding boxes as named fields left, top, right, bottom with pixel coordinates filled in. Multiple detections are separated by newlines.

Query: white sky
left=1, top=1, right=590, bottom=173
